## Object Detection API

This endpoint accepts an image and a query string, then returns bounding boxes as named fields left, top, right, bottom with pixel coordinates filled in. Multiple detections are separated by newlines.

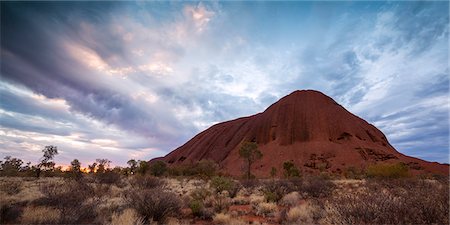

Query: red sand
left=158, top=90, right=448, bottom=177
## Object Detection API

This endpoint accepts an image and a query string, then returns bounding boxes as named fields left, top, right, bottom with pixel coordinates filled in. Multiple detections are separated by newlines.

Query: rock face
left=159, top=90, right=448, bottom=177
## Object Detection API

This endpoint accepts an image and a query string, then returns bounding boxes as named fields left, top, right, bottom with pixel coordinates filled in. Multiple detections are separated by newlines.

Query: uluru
left=158, top=90, right=448, bottom=177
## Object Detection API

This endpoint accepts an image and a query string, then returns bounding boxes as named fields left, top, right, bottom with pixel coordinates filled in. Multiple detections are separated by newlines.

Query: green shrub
left=366, top=163, right=409, bottom=178
left=191, top=187, right=212, bottom=201
left=189, top=200, right=204, bottom=217
left=283, top=161, right=300, bottom=178
left=149, top=161, right=167, bottom=177
left=210, top=176, right=239, bottom=196
left=262, top=180, right=295, bottom=203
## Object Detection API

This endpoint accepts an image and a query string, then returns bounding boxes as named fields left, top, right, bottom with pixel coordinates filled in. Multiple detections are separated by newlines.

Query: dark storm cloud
left=1, top=2, right=189, bottom=148
left=0, top=1, right=448, bottom=164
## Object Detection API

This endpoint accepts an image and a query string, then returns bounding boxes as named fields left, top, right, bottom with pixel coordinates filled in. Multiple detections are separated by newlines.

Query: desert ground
left=0, top=170, right=448, bottom=225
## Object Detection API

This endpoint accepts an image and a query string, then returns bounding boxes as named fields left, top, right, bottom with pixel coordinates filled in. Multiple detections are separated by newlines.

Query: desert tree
left=95, top=158, right=111, bottom=173
left=88, top=162, right=97, bottom=173
left=239, top=141, right=262, bottom=179
left=70, top=159, right=82, bottom=179
left=127, top=159, right=138, bottom=175
left=37, top=145, right=58, bottom=177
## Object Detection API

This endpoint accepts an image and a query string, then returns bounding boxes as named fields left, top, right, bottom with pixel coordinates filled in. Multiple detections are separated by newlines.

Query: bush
left=325, top=179, right=449, bottom=224
left=149, top=161, right=167, bottom=177
left=189, top=199, right=204, bottom=217
left=0, top=180, right=22, bottom=195
left=110, top=208, right=144, bottom=225
left=300, top=176, right=335, bottom=198
left=366, top=163, right=409, bottom=178
left=95, top=171, right=122, bottom=184
left=125, top=188, right=181, bottom=224
left=191, top=187, right=212, bottom=201
left=168, top=160, right=218, bottom=178
left=0, top=200, right=22, bottom=224
left=213, top=213, right=246, bottom=225
left=280, top=191, right=301, bottom=206
left=255, top=202, right=278, bottom=217
left=130, top=175, right=165, bottom=189
left=20, top=206, right=60, bottom=224
left=262, top=180, right=295, bottom=203
left=34, top=179, right=96, bottom=223
left=285, top=202, right=322, bottom=224
left=283, top=161, right=300, bottom=178
left=212, top=192, right=231, bottom=213
left=210, top=176, right=240, bottom=197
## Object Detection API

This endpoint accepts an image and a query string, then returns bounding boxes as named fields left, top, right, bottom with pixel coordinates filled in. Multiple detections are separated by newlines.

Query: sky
left=1, top=1, right=448, bottom=167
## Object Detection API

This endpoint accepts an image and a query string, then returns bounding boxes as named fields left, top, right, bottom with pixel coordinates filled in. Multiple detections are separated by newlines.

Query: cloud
left=0, top=1, right=448, bottom=165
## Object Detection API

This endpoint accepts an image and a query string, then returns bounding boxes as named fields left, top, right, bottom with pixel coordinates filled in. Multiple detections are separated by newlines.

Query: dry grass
left=255, top=202, right=278, bottom=217
left=286, top=203, right=315, bottom=224
left=280, top=191, right=301, bottom=206
left=249, top=193, right=265, bottom=205
left=111, top=208, right=144, bottom=225
left=0, top=176, right=447, bottom=225
left=20, top=206, right=60, bottom=224
left=212, top=213, right=246, bottom=225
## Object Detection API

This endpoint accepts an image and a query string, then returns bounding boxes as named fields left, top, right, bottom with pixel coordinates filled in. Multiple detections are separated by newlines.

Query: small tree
left=70, top=159, right=82, bottom=179
left=95, top=158, right=111, bottom=173
left=38, top=145, right=58, bottom=177
left=127, top=159, right=138, bottom=175
left=88, top=162, right=97, bottom=174
left=239, top=141, right=263, bottom=179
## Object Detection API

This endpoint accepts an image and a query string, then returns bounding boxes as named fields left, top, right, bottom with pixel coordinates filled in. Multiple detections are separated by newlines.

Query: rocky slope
left=157, top=90, right=448, bottom=177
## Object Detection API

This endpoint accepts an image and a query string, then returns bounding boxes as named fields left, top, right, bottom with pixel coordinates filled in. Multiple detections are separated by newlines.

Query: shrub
left=280, top=191, right=301, bottom=206
left=210, top=176, right=240, bottom=197
left=169, top=160, right=218, bottom=178
left=110, top=208, right=144, bottom=225
left=20, top=206, right=60, bottom=224
left=0, top=200, right=22, bottom=224
left=0, top=180, right=22, bottom=195
left=255, top=202, right=278, bottom=217
left=213, top=213, right=246, bottom=225
left=212, top=192, right=231, bottom=213
left=213, top=213, right=232, bottom=224
left=34, top=179, right=96, bottom=223
left=240, top=179, right=260, bottom=191
left=286, top=203, right=320, bottom=224
left=191, top=187, right=212, bottom=201
left=95, top=171, right=122, bottom=184
left=262, top=180, right=294, bottom=203
left=301, top=176, right=335, bottom=198
left=149, top=161, right=167, bottom=177
left=130, top=175, right=165, bottom=189
left=192, top=160, right=218, bottom=179
left=189, top=199, right=204, bottom=217
left=125, top=188, right=181, bottom=223
left=366, top=163, right=409, bottom=178
left=283, top=161, right=300, bottom=178
left=325, top=179, right=449, bottom=224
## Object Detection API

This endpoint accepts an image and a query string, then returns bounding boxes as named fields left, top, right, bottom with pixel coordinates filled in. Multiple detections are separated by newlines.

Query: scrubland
left=0, top=173, right=448, bottom=224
